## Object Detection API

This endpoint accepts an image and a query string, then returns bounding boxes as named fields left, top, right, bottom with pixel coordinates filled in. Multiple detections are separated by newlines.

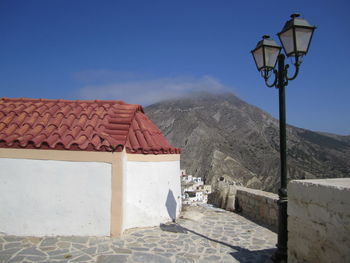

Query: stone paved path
left=0, top=205, right=277, bottom=263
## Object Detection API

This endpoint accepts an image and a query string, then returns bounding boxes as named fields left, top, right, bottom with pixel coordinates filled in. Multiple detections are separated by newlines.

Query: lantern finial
left=291, top=13, right=300, bottom=19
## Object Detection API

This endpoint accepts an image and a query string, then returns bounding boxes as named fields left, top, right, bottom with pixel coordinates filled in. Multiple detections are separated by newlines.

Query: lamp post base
left=271, top=243, right=287, bottom=262
left=273, top=189, right=288, bottom=263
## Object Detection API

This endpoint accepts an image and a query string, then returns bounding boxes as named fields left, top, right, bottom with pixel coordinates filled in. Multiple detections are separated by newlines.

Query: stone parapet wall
left=288, top=178, right=350, bottom=263
left=208, top=182, right=278, bottom=230
left=234, top=186, right=278, bottom=230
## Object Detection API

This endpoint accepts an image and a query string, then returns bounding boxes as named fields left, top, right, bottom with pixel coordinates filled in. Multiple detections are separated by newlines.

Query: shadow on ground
left=160, top=223, right=275, bottom=263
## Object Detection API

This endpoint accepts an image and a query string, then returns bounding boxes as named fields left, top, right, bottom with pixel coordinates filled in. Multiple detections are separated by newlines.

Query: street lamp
left=251, top=13, right=316, bottom=262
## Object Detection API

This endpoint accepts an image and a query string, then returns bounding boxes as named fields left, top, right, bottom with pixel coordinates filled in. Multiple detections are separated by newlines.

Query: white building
left=0, top=98, right=181, bottom=237
left=193, top=177, right=203, bottom=183
left=181, top=171, right=211, bottom=204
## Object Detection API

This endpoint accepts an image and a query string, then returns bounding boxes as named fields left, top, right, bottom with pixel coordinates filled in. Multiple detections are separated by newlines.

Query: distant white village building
left=181, top=170, right=211, bottom=204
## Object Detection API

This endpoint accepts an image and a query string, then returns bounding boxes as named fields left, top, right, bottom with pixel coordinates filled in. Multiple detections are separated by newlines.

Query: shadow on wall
left=165, top=189, right=177, bottom=222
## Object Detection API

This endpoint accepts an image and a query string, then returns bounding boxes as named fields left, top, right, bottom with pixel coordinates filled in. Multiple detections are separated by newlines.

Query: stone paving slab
left=0, top=205, right=277, bottom=262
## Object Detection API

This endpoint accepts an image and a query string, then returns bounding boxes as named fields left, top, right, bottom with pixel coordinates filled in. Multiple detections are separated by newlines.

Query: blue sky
left=0, top=0, right=349, bottom=135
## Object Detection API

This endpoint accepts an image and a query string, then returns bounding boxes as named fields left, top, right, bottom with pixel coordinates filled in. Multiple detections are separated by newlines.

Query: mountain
left=145, top=92, right=350, bottom=192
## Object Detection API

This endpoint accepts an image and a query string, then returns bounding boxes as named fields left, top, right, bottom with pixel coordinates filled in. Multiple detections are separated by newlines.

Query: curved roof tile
left=0, top=98, right=180, bottom=154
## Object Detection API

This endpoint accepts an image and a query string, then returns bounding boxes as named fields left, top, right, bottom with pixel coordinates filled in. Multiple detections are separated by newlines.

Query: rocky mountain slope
left=145, top=92, right=350, bottom=192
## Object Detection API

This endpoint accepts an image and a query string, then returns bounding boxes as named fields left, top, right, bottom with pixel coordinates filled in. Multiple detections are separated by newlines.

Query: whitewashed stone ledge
left=209, top=183, right=278, bottom=230
left=288, top=178, right=350, bottom=263
left=234, top=186, right=278, bottom=230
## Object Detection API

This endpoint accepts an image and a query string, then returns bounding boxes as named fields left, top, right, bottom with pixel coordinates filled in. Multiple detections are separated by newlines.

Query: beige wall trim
left=110, top=151, right=124, bottom=238
left=0, top=148, right=114, bottom=163
left=126, top=153, right=180, bottom=162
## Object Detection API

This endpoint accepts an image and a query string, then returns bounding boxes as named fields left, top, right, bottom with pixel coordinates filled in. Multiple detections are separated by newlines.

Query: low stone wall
left=208, top=182, right=278, bottom=230
left=234, top=186, right=278, bottom=230
left=288, top=178, right=350, bottom=263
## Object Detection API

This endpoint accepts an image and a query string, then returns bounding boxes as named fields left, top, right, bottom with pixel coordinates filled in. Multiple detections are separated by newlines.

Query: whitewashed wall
left=123, top=160, right=181, bottom=231
left=0, top=158, right=112, bottom=236
left=288, top=179, right=350, bottom=263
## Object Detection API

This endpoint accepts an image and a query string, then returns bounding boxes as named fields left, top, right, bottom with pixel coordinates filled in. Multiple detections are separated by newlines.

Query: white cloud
left=77, top=75, right=231, bottom=105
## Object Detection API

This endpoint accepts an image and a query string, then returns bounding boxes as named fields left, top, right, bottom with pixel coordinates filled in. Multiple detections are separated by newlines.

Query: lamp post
left=251, top=14, right=316, bottom=262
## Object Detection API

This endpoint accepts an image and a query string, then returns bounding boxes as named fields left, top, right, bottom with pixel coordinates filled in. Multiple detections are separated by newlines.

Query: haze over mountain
left=145, top=92, right=350, bottom=192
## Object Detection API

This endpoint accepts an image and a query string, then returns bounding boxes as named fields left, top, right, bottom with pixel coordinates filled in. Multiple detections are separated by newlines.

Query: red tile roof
left=0, top=98, right=180, bottom=154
